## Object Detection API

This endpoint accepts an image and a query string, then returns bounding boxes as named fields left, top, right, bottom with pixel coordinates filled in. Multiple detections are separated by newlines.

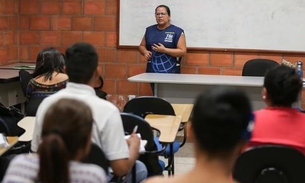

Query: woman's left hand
left=152, top=43, right=166, bottom=53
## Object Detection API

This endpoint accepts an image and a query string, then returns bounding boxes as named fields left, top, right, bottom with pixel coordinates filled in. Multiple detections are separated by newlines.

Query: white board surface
left=119, top=0, right=305, bottom=52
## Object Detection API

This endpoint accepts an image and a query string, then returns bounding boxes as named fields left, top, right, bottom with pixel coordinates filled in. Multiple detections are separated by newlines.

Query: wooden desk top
left=145, top=114, right=181, bottom=143
left=0, top=69, right=33, bottom=83
left=18, top=117, right=36, bottom=142
left=0, top=63, right=35, bottom=70
left=171, top=103, right=193, bottom=123
left=0, top=136, right=18, bottom=156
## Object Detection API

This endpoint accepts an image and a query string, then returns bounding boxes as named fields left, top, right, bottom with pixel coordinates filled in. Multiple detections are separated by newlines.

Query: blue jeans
left=107, top=160, right=147, bottom=183
left=124, top=160, right=148, bottom=183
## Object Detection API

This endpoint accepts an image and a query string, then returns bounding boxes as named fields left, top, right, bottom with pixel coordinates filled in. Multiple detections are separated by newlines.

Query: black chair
left=121, top=112, right=165, bottom=178
left=24, top=97, right=46, bottom=116
left=233, top=145, right=305, bottom=183
left=83, top=143, right=124, bottom=183
left=94, top=75, right=108, bottom=100
left=124, top=96, right=175, bottom=118
left=83, top=143, right=110, bottom=175
left=18, top=69, right=43, bottom=116
left=0, top=117, right=10, bottom=136
left=242, top=59, right=279, bottom=76
left=123, top=96, right=180, bottom=175
left=18, top=70, right=32, bottom=97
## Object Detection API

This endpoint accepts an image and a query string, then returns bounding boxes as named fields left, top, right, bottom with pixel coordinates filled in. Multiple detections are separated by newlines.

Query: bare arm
left=109, top=133, right=140, bottom=176
left=139, top=36, right=152, bottom=60
left=152, top=33, right=187, bottom=57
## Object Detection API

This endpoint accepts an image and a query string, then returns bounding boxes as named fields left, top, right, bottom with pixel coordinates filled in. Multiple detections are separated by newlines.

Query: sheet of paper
left=0, top=133, right=9, bottom=148
left=125, top=133, right=147, bottom=153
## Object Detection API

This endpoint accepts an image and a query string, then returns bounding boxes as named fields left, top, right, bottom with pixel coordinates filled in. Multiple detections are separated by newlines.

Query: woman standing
left=139, top=5, right=187, bottom=74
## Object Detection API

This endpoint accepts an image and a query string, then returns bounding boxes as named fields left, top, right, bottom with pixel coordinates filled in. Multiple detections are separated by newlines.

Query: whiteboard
left=119, top=0, right=305, bottom=52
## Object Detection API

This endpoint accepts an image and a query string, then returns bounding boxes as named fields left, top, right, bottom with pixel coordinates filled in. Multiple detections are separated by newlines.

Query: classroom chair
left=18, top=70, right=32, bottom=97
left=83, top=143, right=125, bottom=183
left=123, top=96, right=181, bottom=175
left=242, top=59, right=279, bottom=76
left=233, top=144, right=305, bottom=183
left=121, top=112, right=166, bottom=178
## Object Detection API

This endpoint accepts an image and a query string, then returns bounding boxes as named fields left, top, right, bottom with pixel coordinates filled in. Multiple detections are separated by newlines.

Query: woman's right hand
left=144, top=51, right=152, bottom=60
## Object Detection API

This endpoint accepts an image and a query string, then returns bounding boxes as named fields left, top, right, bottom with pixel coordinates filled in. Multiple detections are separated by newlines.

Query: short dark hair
left=264, top=64, right=302, bottom=107
left=32, top=47, right=65, bottom=81
left=155, top=5, right=171, bottom=16
left=65, top=42, right=98, bottom=84
left=192, top=86, right=252, bottom=155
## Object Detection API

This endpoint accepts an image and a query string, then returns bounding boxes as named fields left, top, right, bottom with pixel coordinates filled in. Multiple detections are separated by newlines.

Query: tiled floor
left=172, top=142, right=195, bottom=175
left=161, top=133, right=196, bottom=176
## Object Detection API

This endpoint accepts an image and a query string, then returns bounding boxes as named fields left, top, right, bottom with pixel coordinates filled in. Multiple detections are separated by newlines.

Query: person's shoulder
left=147, top=24, right=158, bottom=30
left=54, top=73, right=69, bottom=82
left=71, top=162, right=107, bottom=182
left=144, top=176, right=167, bottom=183
left=143, top=176, right=182, bottom=183
left=9, top=154, right=38, bottom=166
left=170, top=24, right=184, bottom=31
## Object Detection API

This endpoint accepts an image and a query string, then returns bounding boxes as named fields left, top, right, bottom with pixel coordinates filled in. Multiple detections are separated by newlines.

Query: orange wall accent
left=0, top=0, right=304, bottom=108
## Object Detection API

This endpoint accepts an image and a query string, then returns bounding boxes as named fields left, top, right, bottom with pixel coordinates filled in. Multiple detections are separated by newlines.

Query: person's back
left=31, top=42, right=147, bottom=183
left=145, top=86, right=254, bottom=183
left=246, top=64, right=305, bottom=154
left=27, top=47, right=68, bottom=98
left=3, top=98, right=106, bottom=183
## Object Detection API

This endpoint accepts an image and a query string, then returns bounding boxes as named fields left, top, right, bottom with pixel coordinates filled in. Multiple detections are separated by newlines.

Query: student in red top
left=246, top=64, right=305, bottom=154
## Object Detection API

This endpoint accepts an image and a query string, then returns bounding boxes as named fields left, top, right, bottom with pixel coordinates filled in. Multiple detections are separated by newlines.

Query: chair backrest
left=18, top=70, right=32, bottom=97
left=83, top=143, right=110, bottom=175
left=25, top=97, right=46, bottom=116
left=120, top=112, right=163, bottom=176
left=242, top=59, right=279, bottom=76
left=123, top=96, right=175, bottom=118
left=0, top=117, right=10, bottom=136
left=233, top=145, right=305, bottom=183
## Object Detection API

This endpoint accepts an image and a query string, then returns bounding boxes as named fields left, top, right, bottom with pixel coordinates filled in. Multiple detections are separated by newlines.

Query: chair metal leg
left=164, top=143, right=175, bottom=176
left=179, top=129, right=187, bottom=148
left=132, top=163, right=136, bottom=183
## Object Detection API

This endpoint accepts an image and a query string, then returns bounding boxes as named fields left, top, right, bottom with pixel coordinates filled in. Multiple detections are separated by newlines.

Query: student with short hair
left=246, top=64, right=305, bottom=154
left=31, top=42, right=147, bottom=183
left=3, top=98, right=107, bottom=183
left=145, top=86, right=254, bottom=183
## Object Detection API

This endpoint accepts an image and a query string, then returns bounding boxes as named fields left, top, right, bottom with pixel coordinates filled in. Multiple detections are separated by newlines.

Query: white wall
left=119, top=0, right=305, bottom=52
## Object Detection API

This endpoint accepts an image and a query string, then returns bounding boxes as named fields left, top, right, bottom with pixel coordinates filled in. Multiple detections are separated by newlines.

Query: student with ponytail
left=3, top=98, right=106, bottom=183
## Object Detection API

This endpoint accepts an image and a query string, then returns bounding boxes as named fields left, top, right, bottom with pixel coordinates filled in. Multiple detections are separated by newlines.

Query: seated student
left=31, top=42, right=147, bottom=183
left=25, top=47, right=68, bottom=116
left=27, top=47, right=68, bottom=97
left=245, top=64, right=305, bottom=154
left=144, top=86, right=254, bottom=183
left=3, top=98, right=107, bottom=183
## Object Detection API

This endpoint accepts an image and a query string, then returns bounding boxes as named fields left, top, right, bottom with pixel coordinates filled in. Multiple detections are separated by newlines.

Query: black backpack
left=0, top=103, right=25, bottom=136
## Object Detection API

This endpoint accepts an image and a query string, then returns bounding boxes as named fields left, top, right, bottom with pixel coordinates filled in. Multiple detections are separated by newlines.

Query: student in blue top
left=139, top=5, right=187, bottom=74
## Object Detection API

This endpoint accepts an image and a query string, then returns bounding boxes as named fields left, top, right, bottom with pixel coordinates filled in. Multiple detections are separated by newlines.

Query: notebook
left=125, top=133, right=147, bottom=154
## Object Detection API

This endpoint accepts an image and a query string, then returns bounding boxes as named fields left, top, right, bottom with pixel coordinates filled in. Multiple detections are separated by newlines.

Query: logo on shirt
left=164, top=32, right=174, bottom=42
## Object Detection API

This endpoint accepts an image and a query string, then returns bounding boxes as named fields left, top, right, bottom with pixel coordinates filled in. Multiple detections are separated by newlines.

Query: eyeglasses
left=155, top=12, right=168, bottom=16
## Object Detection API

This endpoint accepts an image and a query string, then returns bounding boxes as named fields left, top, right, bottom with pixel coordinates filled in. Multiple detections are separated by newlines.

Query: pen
left=133, top=125, right=138, bottom=133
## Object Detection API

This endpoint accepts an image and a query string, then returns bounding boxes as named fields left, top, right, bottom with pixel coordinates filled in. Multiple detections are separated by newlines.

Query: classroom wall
left=0, top=0, right=305, bottom=108
left=0, top=0, right=19, bottom=65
